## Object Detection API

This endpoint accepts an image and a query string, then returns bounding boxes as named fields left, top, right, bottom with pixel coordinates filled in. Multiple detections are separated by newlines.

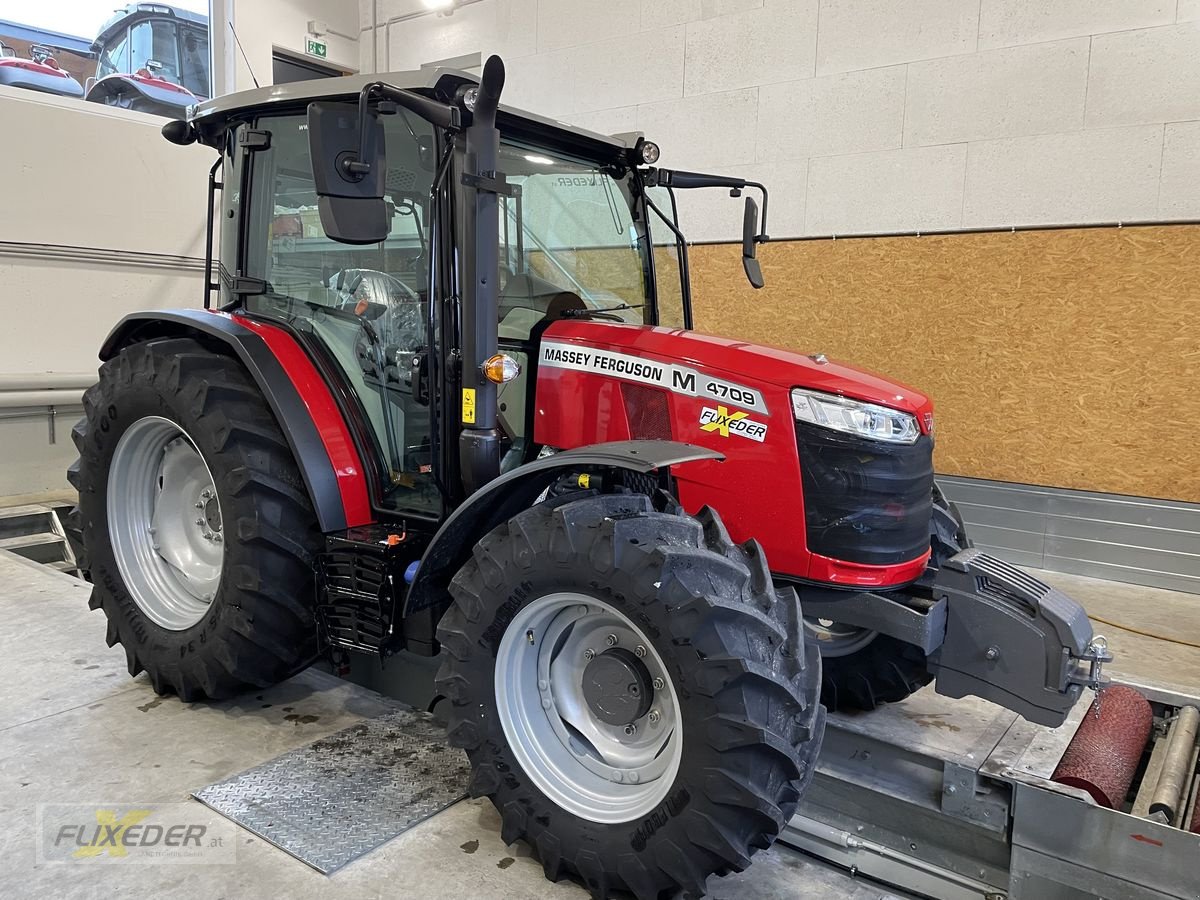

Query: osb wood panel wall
left=689, top=225, right=1200, bottom=503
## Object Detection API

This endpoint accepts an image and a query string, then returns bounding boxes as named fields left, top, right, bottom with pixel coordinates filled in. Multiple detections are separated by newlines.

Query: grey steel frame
left=782, top=675, right=1200, bottom=900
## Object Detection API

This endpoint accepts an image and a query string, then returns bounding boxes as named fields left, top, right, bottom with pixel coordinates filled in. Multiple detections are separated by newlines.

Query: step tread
left=0, top=531, right=64, bottom=550
left=0, top=504, right=60, bottom=519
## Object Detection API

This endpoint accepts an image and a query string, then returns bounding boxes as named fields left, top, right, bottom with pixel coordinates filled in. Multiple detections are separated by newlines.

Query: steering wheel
left=332, top=269, right=426, bottom=383
left=329, top=268, right=420, bottom=317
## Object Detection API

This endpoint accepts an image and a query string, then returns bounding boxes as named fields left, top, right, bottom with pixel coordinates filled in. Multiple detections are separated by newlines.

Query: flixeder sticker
left=539, top=342, right=768, bottom=414
left=699, top=406, right=768, bottom=442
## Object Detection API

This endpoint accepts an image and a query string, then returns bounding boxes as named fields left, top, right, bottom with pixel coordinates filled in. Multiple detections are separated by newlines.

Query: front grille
left=796, top=422, right=934, bottom=566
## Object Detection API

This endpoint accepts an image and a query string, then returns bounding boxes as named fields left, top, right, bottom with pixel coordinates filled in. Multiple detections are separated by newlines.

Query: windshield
left=130, top=18, right=181, bottom=83
left=494, top=143, right=677, bottom=339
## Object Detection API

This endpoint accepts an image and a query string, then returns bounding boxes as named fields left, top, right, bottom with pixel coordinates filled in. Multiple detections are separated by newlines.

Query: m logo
left=699, top=406, right=767, bottom=442
left=671, top=370, right=696, bottom=393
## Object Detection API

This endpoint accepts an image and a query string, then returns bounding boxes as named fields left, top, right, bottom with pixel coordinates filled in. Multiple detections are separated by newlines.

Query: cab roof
left=188, top=67, right=640, bottom=162
left=96, top=4, right=207, bottom=47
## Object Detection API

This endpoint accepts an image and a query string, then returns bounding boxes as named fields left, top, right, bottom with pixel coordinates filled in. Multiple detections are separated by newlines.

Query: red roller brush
left=1052, top=685, right=1153, bottom=808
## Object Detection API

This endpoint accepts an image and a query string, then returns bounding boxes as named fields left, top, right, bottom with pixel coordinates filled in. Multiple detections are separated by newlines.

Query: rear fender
left=400, top=441, right=723, bottom=652
left=100, top=309, right=372, bottom=532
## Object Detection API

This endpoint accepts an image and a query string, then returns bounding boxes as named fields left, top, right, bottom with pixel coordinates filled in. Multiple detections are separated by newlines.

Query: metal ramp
left=194, top=707, right=471, bottom=874
left=0, top=503, right=78, bottom=574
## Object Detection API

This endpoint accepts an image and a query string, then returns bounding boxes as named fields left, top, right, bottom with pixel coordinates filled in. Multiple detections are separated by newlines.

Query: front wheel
left=436, top=493, right=824, bottom=899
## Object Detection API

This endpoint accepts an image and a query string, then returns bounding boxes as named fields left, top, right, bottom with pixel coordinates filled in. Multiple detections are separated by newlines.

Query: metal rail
left=783, top=676, right=1200, bottom=899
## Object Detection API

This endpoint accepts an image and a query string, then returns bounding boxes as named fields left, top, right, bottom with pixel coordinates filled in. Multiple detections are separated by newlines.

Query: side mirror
left=308, top=101, right=390, bottom=245
left=161, top=119, right=197, bottom=145
left=742, top=196, right=764, bottom=289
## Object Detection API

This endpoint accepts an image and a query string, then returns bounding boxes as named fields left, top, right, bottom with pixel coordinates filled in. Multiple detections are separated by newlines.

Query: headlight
left=791, top=388, right=920, bottom=445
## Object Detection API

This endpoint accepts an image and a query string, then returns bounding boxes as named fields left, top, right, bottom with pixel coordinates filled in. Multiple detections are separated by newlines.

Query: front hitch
left=930, top=549, right=1113, bottom=727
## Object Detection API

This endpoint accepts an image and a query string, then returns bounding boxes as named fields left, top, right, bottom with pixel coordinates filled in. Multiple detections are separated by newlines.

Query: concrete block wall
left=360, top=0, right=1200, bottom=241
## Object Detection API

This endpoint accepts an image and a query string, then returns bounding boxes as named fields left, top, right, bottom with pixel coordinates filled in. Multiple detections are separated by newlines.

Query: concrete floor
left=0, top=550, right=1196, bottom=899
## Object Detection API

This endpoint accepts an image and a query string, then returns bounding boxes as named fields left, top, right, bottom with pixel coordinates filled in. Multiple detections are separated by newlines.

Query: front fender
left=400, top=440, right=723, bottom=648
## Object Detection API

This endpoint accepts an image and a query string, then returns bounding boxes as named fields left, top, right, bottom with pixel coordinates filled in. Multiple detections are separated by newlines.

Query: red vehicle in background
left=85, top=3, right=208, bottom=118
left=0, top=40, right=85, bottom=99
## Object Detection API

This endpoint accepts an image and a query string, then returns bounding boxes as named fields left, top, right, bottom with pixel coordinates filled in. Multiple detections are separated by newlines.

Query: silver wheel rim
left=107, top=416, right=223, bottom=631
left=805, top=617, right=878, bottom=658
left=495, top=593, right=682, bottom=824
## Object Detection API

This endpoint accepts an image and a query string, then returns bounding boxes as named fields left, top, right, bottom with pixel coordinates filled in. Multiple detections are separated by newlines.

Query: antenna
left=228, top=18, right=259, bottom=89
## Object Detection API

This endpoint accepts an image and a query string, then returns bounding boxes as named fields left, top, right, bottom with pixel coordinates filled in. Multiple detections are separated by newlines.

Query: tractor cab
left=180, top=65, right=761, bottom=524
left=85, top=3, right=208, bottom=117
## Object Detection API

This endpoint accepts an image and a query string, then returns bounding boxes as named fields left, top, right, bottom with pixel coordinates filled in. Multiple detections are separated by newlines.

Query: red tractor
left=84, top=3, right=208, bottom=117
left=68, top=57, right=1109, bottom=897
left=0, top=41, right=84, bottom=99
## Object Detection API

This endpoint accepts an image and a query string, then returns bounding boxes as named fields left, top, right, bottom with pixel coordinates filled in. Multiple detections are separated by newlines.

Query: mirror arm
left=647, top=168, right=770, bottom=242
left=346, top=82, right=460, bottom=178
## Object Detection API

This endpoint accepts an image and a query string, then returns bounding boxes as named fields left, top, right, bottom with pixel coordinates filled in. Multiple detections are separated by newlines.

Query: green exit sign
left=305, top=37, right=327, bottom=59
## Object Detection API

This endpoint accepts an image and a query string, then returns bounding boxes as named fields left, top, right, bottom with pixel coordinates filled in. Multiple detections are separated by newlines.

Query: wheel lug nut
left=623, top=724, right=636, bottom=737
left=628, top=772, right=640, bottom=783
left=213, top=534, right=222, bottom=543
left=652, top=677, right=665, bottom=691
left=634, top=644, right=647, bottom=658
left=605, top=634, right=618, bottom=647
left=611, top=771, right=624, bottom=783
left=195, top=517, right=205, bottom=526
left=583, top=648, right=595, bottom=661
left=648, top=709, right=661, bottom=725
left=195, top=501, right=204, bottom=509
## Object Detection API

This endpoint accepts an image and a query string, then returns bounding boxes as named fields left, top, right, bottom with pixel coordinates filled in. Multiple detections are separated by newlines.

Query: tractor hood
left=541, top=319, right=931, bottom=417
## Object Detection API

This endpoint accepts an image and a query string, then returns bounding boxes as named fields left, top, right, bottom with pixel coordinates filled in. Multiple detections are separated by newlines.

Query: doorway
left=272, top=51, right=342, bottom=83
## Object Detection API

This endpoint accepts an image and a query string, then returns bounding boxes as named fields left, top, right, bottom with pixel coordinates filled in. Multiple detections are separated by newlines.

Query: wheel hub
left=494, top=593, right=683, bottom=823
left=582, top=648, right=653, bottom=726
left=202, top=494, right=222, bottom=533
left=805, top=616, right=878, bottom=657
left=107, top=416, right=223, bottom=632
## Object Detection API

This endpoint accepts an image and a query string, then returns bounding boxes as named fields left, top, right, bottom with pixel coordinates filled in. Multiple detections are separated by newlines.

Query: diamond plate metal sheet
left=193, top=708, right=470, bottom=873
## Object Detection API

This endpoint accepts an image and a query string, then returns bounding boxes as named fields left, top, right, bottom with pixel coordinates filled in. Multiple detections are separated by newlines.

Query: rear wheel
left=69, top=338, right=321, bottom=700
left=811, top=483, right=971, bottom=712
left=436, top=493, right=824, bottom=899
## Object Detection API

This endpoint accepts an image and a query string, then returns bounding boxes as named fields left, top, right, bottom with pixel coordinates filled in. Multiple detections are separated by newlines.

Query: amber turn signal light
left=482, top=353, right=521, bottom=384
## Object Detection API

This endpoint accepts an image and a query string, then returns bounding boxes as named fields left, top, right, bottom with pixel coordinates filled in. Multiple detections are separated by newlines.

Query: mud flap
left=930, top=549, right=1111, bottom=728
